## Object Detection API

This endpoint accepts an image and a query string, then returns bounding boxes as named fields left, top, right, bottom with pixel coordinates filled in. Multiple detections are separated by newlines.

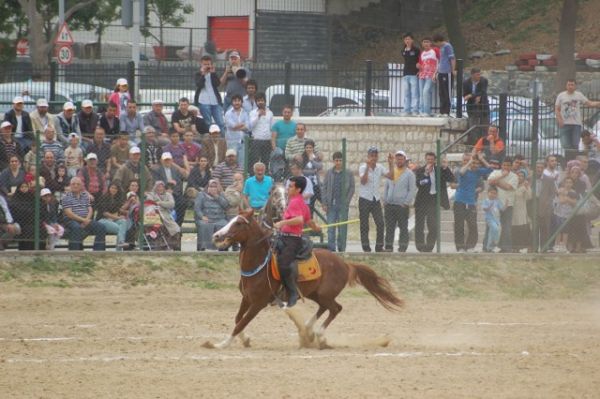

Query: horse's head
left=213, top=209, right=258, bottom=249
left=262, top=183, right=287, bottom=228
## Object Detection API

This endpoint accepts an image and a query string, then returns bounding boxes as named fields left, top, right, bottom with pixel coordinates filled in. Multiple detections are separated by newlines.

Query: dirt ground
left=1, top=267, right=600, bottom=399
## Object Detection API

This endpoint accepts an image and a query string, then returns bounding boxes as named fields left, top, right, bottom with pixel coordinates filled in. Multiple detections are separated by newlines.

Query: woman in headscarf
left=145, top=180, right=181, bottom=250
left=511, top=169, right=532, bottom=252
left=9, top=181, right=41, bottom=250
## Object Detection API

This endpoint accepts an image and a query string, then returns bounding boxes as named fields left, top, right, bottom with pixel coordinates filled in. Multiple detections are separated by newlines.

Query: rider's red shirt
left=281, top=194, right=310, bottom=235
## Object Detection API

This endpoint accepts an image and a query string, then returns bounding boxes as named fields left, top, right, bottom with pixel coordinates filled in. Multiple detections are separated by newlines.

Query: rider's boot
left=282, top=262, right=299, bottom=307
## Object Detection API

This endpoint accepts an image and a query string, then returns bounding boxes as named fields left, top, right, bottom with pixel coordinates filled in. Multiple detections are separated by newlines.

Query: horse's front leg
left=204, top=301, right=267, bottom=349
left=234, top=297, right=251, bottom=347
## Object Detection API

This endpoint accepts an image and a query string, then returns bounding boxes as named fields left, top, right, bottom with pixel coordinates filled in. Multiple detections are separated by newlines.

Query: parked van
left=264, top=84, right=364, bottom=117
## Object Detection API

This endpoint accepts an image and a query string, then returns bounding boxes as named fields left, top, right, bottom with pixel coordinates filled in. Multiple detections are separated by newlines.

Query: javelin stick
left=302, top=219, right=360, bottom=232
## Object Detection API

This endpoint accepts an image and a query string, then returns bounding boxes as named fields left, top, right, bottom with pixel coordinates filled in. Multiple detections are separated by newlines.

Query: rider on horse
left=273, top=175, right=321, bottom=307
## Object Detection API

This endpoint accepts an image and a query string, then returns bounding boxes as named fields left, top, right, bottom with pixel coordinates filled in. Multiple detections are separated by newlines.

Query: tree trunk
left=556, top=0, right=578, bottom=92
left=441, top=0, right=467, bottom=61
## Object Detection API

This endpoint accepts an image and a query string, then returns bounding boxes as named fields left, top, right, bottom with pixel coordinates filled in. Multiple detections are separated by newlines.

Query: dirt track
left=1, top=279, right=600, bottom=398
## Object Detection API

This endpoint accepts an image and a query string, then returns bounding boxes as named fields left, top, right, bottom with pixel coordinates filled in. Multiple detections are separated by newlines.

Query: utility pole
left=132, top=0, right=141, bottom=100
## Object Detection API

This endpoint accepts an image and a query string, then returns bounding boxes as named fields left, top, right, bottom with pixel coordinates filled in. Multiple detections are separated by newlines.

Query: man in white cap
left=143, top=99, right=170, bottom=140
left=3, top=96, right=32, bottom=151
left=152, top=151, right=186, bottom=225
left=220, top=50, right=250, bottom=112
left=56, top=101, right=81, bottom=145
left=77, top=152, right=105, bottom=201
left=0, top=121, right=24, bottom=170
left=212, top=148, right=243, bottom=189
left=77, top=99, right=98, bottom=142
left=112, top=146, right=154, bottom=193
left=201, top=124, right=227, bottom=168
left=383, top=150, right=416, bottom=252
left=29, top=98, right=57, bottom=140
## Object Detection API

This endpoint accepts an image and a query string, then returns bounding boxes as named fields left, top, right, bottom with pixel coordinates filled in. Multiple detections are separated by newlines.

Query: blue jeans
left=326, top=205, right=349, bottom=252
left=560, top=124, right=582, bottom=160
left=485, top=217, right=500, bottom=251
left=419, top=78, right=433, bottom=115
left=65, top=219, right=106, bottom=251
left=98, top=218, right=129, bottom=248
left=403, top=75, right=419, bottom=114
left=199, top=103, right=225, bottom=136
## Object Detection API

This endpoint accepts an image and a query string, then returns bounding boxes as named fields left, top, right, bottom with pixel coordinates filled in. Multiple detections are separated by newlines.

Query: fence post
left=365, top=60, right=373, bottom=117
left=127, top=60, right=136, bottom=101
left=436, top=138, right=442, bottom=253
left=137, top=132, right=146, bottom=249
left=530, top=85, right=540, bottom=252
left=284, top=61, right=291, bottom=106
left=498, top=93, right=508, bottom=141
left=341, top=138, right=348, bottom=252
left=243, top=136, right=250, bottom=178
left=50, top=61, right=57, bottom=102
left=188, top=28, right=193, bottom=63
left=455, top=59, right=464, bottom=118
left=34, top=129, right=42, bottom=250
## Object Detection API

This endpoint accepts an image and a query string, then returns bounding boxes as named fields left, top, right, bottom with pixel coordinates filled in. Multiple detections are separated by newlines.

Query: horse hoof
left=241, top=337, right=251, bottom=348
left=201, top=341, right=215, bottom=349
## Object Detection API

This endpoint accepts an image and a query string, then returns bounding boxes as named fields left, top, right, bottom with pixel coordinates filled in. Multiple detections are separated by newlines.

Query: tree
left=0, top=0, right=26, bottom=62
left=441, top=0, right=467, bottom=61
left=70, top=0, right=122, bottom=59
left=142, top=0, right=194, bottom=48
left=556, top=0, right=578, bottom=92
left=17, top=0, right=96, bottom=67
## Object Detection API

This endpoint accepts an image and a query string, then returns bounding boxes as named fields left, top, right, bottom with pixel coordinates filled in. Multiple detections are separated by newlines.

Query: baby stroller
left=141, top=200, right=172, bottom=251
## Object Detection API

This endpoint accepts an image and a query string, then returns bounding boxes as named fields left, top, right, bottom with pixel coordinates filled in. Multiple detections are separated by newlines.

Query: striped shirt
left=212, top=161, right=243, bottom=189
left=284, top=136, right=319, bottom=161
left=61, top=191, right=91, bottom=219
left=41, top=140, right=65, bottom=163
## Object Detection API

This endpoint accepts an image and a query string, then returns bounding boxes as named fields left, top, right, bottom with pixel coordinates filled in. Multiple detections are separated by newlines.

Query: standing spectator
left=242, top=162, right=273, bottom=211
left=40, top=188, right=64, bottom=250
left=463, top=68, right=489, bottom=143
left=285, top=123, right=319, bottom=163
left=120, top=101, right=144, bottom=145
left=301, top=139, right=323, bottom=212
left=171, top=97, right=197, bottom=136
left=143, top=99, right=170, bottom=141
left=99, top=102, right=121, bottom=141
left=162, top=130, right=188, bottom=176
left=248, top=93, right=274, bottom=170
left=221, top=50, right=250, bottom=112
left=77, top=99, right=98, bottom=145
left=487, top=157, right=518, bottom=252
left=482, top=186, right=503, bottom=252
left=512, top=169, right=532, bottom=252
left=401, top=33, right=420, bottom=115
left=29, top=98, right=57, bottom=143
left=194, top=55, right=225, bottom=133
left=414, top=152, right=454, bottom=252
left=565, top=167, right=592, bottom=253
left=418, top=37, right=438, bottom=117
left=535, top=159, right=556, bottom=251
left=0, top=191, right=21, bottom=250
left=64, top=133, right=84, bottom=178
left=112, top=146, right=154, bottom=194
left=322, top=152, right=355, bottom=252
left=108, top=78, right=130, bottom=117
left=3, top=96, right=32, bottom=151
left=580, top=130, right=600, bottom=184
left=143, top=127, right=163, bottom=169
left=110, top=132, right=130, bottom=174
left=383, top=150, right=416, bottom=252
left=56, top=102, right=81, bottom=145
left=194, top=179, right=229, bottom=251
left=186, top=156, right=212, bottom=202
left=453, top=153, right=492, bottom=252
left=61, top=177, right=106, bottom=251
left=77, top=153, right=106, bottom=202
left=212, top=149, right=243, bottom=189
left=271, top=105, right=297, bottom=153
left=0, top=156, right=25, bottom=198
left=153, top=152, right=186, bottom=226
left=202, top=124, right=227, bottom=168
left=474, top=125, right=505, bottom=162
left=87, top=127, right=112, bottom=175
left=40, top=126, right=64, bottom=164
left=555, top=79, right=600, bottom=161
left=95, top=183, right=129, bottom=250
left=224, top=94, right=250, bottom=168
left=432, top=33, right=455, bottom=116
left=0, top=121, right=24, bottom=170
left=358, top=147, right=393, bottom=252
left=243, top=79, right=258, bottom=114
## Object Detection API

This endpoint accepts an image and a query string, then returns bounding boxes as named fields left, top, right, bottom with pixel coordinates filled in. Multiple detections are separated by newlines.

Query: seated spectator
left=300, top=139, right=323, bottom=212
left=181, top=129, right=203, bottom=174
left=152, top=152, right=186, bottom=226
left=143, top=99, right=170, bottom=143
left=61, top=177, right=106, bottom=251
left=0, top=155, right=25, bottom=198
left=121, top=101, right=145, bottom=145
left=186, top=155, right=211, bottom=202
left=55, top=102, right=81, bottom=145
left=110, top=132, right=130, bottom=174
left=212, top=149, right=243, bottom=189
left=24, top=164, right=44, bottom=192
left=162, top=130, right=187, bottom=175
left=511, top=169, right=532, bottom=253
left=40, top=126, right=64, bottom=164
left=194, top=179, right=229, bottom=251
left=64, top=133, right=84, bottom=178
left=99, top=102, right=120, bottom=141
left=145, top=181, right=181, bottom=250
left=0, top=192, right=21, bottom=250
left=78, top=99, right=99, bottom=145
left=53, top=164, right=71, bottom=198
left=23, top=140, right=37, bottom=172
left=201, top=124, right=227, bottom=168
left=474, top=125, right=505, bottom=162
left=286, top=161, right=313, bottom=205
left=96, top=183, right=129, bottom=250
left=40, top=188, right=64, bottom=250
left=29, top=98, right=58, bottom=147
left=9, top=181, right=38, bottom=250
left=243, top=162, right=273, bottom=211
left=143, top=127, right=163, bottom=169
left=188, top=105, right=210, bottom=138
left=77, top=153, right=106, bottom=202
left=40, top=151, right=60, bottom=193
left=3, top=96, right=32, bottom=152
left=223, top=172, right=245, bottom=251
left=87, top=127, right=112, bottom=176
left=172, top=97, right=198, bottom=136
left=120, top=189, right=140, bottom=250
left=0, top=121, right=24, bottom=170
left=113, top=146, right=154, bottom=194
left=285, top=123, right=319, bottom=163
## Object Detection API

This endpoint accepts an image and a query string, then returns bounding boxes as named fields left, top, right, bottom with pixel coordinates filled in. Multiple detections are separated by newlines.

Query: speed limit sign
left=57, top=45, right=73, bottom=65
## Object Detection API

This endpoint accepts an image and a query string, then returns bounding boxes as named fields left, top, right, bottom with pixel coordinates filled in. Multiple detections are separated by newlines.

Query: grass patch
left=68, top=257, right=95, bottom=277
left=192, top=280, right=235, bottom=290
left=26, top=279, right=71, bottom=288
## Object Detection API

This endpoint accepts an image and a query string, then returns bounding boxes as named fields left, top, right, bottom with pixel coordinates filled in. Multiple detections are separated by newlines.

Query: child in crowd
left=552, top=177, right=576, bottom=252
left=64, top=133, right=84, bottom=178
left=482, top=186, right=503, bottom=252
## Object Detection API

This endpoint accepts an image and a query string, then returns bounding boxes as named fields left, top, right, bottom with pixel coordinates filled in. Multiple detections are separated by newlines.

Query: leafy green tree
left=70, top=0, right=122, bottom=59
left=142, top=0, right=194, bottom=47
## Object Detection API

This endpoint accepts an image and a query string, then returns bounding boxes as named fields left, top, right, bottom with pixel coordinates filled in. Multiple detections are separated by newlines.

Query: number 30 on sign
left=57, top=45, right=73, bottom=65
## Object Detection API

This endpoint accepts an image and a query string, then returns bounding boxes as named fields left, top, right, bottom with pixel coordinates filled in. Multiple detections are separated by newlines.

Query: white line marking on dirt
left=462, top=322, right=571, bottom=326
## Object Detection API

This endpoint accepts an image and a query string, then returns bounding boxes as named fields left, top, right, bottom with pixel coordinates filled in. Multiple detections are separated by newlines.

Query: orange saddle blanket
left=270, top=253, right=322, bottom=282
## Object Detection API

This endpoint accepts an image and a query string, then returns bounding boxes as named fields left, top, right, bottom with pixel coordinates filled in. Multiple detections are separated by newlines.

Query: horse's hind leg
left=315, top=300, right=343, bottom=350
left=305, top=304, right=327, bottom=343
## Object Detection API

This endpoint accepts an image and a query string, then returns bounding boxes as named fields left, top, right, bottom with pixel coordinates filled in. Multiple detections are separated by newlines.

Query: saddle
left=271, top=237, right=321, bottom=282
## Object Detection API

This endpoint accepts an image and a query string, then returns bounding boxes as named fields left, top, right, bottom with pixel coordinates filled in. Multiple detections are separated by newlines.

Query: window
left=332, top=97, right=357, bottom=108
left=299, top=95, right=327, bottom=116
left=269, top=94, right=294, bottom=116
left=510, top=119, right=531, bottom=141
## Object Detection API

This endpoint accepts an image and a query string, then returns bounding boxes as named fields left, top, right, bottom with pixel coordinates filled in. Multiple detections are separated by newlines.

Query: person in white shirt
left=487, top=157, right=518, bottom=252
left=224, top=94, right=250, bottom=169
left=248, top=92, right=274, bottom=174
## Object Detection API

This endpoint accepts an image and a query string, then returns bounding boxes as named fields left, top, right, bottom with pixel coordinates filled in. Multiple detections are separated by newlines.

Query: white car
left=265, top=84, right=364, bottom=117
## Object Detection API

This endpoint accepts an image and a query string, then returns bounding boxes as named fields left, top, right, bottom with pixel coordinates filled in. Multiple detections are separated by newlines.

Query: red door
left=209, top=17, right=250, bottom=59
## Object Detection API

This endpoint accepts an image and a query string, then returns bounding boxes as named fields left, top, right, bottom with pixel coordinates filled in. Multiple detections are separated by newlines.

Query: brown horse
left=205, top=208, right=403, bottom=349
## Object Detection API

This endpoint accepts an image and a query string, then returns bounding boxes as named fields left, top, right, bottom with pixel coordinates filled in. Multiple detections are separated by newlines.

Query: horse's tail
left=347, top=263, right=404, bottom=311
